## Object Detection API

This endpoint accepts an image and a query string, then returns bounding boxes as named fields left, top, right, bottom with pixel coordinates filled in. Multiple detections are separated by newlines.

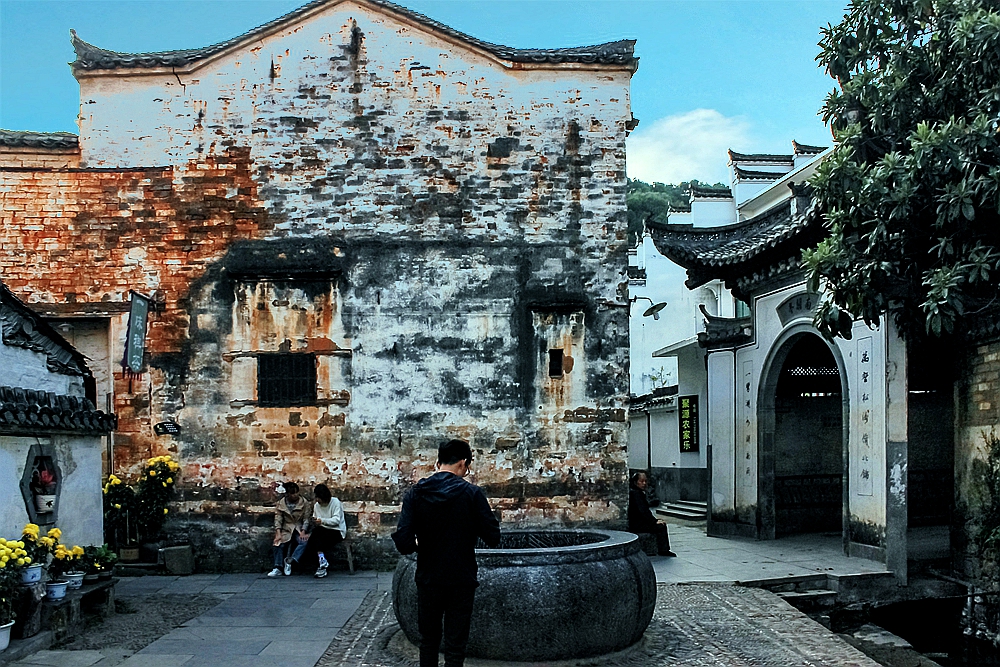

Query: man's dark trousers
left=417, top=583, right=476, bottom=667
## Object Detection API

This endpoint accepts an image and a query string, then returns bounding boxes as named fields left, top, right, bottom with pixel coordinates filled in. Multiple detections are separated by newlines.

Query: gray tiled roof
left=697, top=305, right=753, bottom=349
left=728, top=150, right=794, bottom=165
left=0, top=130, right=79, bottom=150
left=648, top=200, right=814, bottom=275
left=71, top=0, right=638, bottom=72
left=792, top=141, right=827, bottom=155
left=0, top=386, right=116, bottom=435
left=690, top=185, right=733, bottom=199
left=733, top=166, right=784, bottom=181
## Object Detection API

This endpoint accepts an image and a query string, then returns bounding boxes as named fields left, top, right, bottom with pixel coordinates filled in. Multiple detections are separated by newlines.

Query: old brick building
left=0, top=0, right=637, bottom=569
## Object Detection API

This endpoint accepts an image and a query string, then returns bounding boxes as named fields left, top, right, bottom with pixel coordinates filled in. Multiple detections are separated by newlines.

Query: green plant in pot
left=84, top=545, right=117, bottom=580
left=47, top=544, right=83, bottom=581
left=0, top=538, right=27, bottom=651
left=135, top=456, right=179, bottom=545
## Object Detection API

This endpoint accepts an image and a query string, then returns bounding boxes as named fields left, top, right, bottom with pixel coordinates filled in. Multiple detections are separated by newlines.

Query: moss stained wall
left=1, top=2, right=632, bottom=569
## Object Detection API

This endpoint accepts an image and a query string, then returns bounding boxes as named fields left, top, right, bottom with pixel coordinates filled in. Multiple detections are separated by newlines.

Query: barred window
left=257, top=353, right=316, bottom=407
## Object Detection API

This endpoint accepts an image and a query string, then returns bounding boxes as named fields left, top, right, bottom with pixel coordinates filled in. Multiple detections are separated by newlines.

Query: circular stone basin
left=392, top=529, right=656, bottom=662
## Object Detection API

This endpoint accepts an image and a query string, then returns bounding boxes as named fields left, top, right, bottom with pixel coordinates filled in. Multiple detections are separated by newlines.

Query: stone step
left=742, top=573, right=831, bottom=593
left=655, top=501, right=707, bottom=520
left=672, top=500, right=708, bottom=511
left=655, top=506, right=706, bottom=521
left=778, top=589, right=839, bottom=613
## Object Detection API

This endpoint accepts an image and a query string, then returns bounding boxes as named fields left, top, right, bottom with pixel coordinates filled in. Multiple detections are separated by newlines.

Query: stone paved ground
left=319, top=583, right=882, bottom=667
left=6, top=530, right=891, bottom=667
left=653, top=523, right=889, bottom=583
left=5, top=572, right=391, bottom=667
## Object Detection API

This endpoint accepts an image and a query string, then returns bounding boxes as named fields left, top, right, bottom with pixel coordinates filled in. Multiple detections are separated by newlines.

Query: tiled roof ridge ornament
left=70, top=0, right=638, bottom=72
left=0, top=129, right=78, bottom=150
left=690, top=184, right=733, bottom=199
left=727, top=149, right=794, bottom=165
left=791, top=140, right=828, bottom=156
left=733, top=166, right=783, bottom=181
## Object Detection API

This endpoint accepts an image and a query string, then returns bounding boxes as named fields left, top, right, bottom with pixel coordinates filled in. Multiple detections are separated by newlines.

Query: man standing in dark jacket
left=628, top=471, right=676, bottom=557
left=392, top=439, right=501, bottom=667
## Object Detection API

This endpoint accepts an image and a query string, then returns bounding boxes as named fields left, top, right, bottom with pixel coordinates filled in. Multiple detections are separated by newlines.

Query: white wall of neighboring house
left=629, top=229, right=735, bottom=398
left=628, top=142, right=828, bottom=507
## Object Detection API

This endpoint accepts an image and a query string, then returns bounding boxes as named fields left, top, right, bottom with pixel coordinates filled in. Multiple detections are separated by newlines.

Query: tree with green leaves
left=805, top=0, right=1000, bottom=339
left=626, top=179, right=723, bottom=247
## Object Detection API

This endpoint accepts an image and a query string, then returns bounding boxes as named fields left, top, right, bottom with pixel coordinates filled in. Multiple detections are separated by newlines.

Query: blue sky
left=0, top=0, right=846, bottom=183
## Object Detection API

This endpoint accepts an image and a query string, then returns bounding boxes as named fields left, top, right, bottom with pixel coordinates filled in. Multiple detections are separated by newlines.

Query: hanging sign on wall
left=123, top=291, right=150, bottom=374
left=678, top=394, right=700, bottom=453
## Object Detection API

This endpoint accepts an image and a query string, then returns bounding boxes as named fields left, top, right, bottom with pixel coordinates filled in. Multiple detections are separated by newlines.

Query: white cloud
left=626, top=109, right=752, bottom=185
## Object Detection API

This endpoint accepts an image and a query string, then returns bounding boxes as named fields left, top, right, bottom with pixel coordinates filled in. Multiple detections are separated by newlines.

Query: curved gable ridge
left=70, top=0, right=638, bottom=76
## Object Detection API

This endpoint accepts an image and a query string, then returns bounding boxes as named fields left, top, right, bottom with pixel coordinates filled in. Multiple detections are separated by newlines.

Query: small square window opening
left=258, top=353, right=317, bottom=407
left=548, top=349, right=564, bottom=377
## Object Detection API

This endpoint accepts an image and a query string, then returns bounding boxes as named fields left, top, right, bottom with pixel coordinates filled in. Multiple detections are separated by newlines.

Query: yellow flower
left=72, top=546, right=84, bottom=557
left=166, top=478, right=173, bottom=484
left=24, top=557, right=31, bottom=565
left=149, top=471, right=156, bottom=477
left=114, top=504, right=121, bottom=509
left=163, top=508, right=169, bottom=514
left=47, top=528, right=61, bottom=539
left=16, top=557, right=24, bottom=565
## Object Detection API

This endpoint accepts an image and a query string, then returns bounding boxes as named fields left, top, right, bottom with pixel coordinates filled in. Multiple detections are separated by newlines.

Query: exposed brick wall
left=0, top=147, right=80, bottom=169
left=955, top=339, right=1000, bottom=580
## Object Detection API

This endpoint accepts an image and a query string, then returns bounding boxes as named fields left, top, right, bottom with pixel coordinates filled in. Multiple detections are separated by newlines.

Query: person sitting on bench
left=628, top=472, right=676, bottom=557
left=307, top=483, right=346, bottom=578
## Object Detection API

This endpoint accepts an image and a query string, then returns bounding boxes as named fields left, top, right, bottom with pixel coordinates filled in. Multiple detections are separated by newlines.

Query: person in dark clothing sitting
left=392, top=439, right=501, bottom=667
left=628, top=471, right=676, bottom=557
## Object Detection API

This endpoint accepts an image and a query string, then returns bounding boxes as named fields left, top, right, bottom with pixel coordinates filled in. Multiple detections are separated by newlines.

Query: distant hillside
left=626, top=178, right=725, bottom=247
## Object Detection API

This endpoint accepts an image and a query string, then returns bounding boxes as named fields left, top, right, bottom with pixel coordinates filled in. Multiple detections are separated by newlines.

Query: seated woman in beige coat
left=268, top=481, right=311, bottom=577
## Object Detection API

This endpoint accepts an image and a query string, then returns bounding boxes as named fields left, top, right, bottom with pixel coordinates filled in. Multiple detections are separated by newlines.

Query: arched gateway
left=758, top=329, right=848, bottom=540
left=649, top=187, right=911, bottom=582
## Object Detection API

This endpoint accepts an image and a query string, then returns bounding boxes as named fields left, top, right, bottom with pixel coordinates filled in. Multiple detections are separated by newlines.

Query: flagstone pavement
left=5, top=524, right=891, bottom=667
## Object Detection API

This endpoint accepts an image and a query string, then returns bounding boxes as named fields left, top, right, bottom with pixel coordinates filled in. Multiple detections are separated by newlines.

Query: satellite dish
left=642, top=302, right=667, bottom=320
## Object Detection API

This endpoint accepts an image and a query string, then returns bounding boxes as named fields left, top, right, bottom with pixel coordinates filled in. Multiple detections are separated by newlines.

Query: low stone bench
left=41, top=579, right=116, bottom=643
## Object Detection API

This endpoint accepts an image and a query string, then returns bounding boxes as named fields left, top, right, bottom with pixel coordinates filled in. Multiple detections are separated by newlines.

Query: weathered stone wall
left=1, top=2, right=632, bottom=570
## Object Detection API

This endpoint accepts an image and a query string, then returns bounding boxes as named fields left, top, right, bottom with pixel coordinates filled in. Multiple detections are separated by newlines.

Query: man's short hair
left=438, top=439, right=473, bottom=466
left=283, top=481, right=299, bottom=495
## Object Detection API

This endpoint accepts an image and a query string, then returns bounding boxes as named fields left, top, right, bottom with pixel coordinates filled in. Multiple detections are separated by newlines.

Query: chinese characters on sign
left=856, top=337, right=874, bottom=496
left=123, top=291, right=150, bottom=374
left=740, top=361, right=754, bottom=479
left=775, top=291, right=819, bottom=326
left=678, top=395, right=699, bottom=453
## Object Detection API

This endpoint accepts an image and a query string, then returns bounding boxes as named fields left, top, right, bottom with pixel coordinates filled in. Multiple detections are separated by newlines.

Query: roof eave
left=72, top=0, right=638, bottom=79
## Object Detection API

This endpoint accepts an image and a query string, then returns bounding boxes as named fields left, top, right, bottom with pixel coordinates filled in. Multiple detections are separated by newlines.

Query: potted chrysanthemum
left=0, top=540, right=25, bottom=652
left=46, top=543, right=83, bottom=599
left=17, top=524, right=51, bottom=585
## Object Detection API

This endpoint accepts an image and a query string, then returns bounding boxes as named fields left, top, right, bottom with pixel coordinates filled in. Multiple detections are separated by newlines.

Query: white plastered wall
left=706, top=279, right=899, bottom=558
left=0, top=435, right=104, bottom=546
